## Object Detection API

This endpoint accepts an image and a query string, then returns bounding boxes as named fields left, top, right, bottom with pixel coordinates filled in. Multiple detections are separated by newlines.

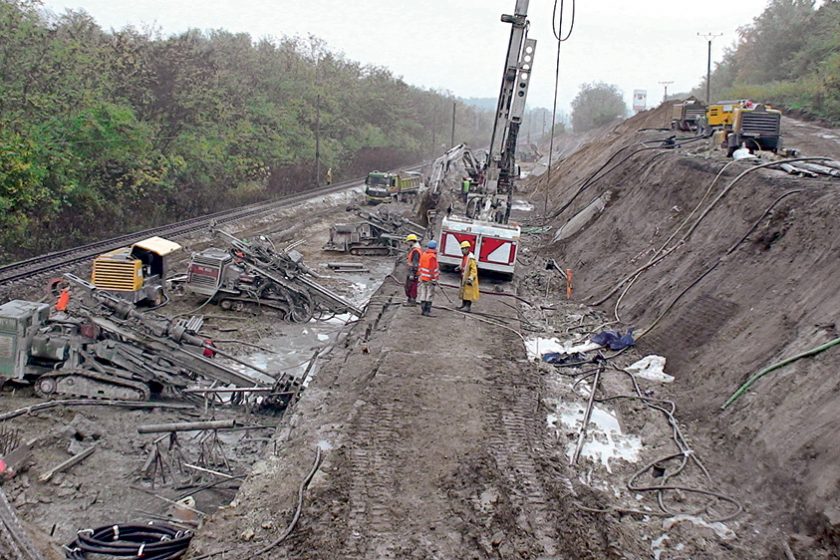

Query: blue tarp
left=591, top=329, right=635, bottom=351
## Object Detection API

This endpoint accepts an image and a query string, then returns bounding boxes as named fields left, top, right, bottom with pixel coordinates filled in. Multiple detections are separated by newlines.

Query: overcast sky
left=40, top=0, right=771, bottom=114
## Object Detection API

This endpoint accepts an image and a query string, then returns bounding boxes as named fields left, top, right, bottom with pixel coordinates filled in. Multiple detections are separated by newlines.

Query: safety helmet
left=459, top=241, right=472, bottom=249
left=405, top=234, right=419, bottom=242
left=427, top=240, right=438, bottom=249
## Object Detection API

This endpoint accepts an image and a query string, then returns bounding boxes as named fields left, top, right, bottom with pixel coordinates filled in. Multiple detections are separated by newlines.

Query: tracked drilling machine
left=0, top=275, right=273, bottom=401
left=323, top=208, right=425, bottom=256
left=438, top=0, right=535, bottom=278
left=184, top=229, right=364, bottom=320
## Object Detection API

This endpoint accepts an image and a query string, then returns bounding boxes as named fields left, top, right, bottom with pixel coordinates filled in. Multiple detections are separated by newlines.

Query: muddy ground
left=183, top=192, right=800, bottom=560
left=3, top=107, right=840, bottom=560
left=0, top=182, right=412, bottom=558
left=527, top=104, right=840, bottom=558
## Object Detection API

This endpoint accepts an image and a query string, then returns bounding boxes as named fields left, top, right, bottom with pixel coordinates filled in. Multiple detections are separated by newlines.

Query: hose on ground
left=190, top=446, right=323, bottom=560
left=549, top=145, right=671, bottom=220
left=595, top=157, right=830, bottom=319
left=721, top=336, right=840, bottom=410
left=592, top=366, right=743, bottom=522
left=64, top=522, right=192, bottom=560
left=639, top=189, right=804, bottom=340
left=590, top=159, right=741, bottom=307
left=439, top=305, right=527, bottom=345
left=250, top=446, right=323, bottom=557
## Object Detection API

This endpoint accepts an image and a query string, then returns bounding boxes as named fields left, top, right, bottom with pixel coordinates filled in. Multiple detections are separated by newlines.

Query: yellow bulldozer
left=91, top=236, right=182, bottom=306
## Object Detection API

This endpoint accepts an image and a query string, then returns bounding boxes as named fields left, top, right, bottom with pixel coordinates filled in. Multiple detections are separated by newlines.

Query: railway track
left=0, top=169, right=411, bottom=289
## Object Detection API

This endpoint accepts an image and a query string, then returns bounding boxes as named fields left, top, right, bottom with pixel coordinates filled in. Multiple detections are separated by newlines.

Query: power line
left=544, top=0, right=576, bottom=224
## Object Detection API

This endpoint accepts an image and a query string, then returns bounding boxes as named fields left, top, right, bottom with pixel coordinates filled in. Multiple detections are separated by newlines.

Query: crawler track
left=0, top=178, right=366, bottom=288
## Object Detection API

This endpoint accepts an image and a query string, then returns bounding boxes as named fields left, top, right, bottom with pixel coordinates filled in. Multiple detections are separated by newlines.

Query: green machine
left=0, top=300, right=61, bottom=382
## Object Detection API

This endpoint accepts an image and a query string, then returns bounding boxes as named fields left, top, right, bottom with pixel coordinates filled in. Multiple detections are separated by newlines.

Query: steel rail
left=0, top=163, right=422, bottom=287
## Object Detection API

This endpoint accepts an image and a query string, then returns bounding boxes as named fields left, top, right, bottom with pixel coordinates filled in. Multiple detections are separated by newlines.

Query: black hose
left=549, top=145, right=672, bottom=220
left=65, top=522, right=192, bottom=560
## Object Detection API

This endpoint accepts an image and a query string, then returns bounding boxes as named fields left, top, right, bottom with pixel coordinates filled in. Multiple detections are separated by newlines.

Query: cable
left=64, top=522, right=192, bottom=560
left=549, top=145, right=672, bottom=221
left=722, top=336, right=840, bottom=410
left=438, top=305, right=527, bottom=345
left=543, top=0, right=576, bottom=222
left=190, top=446, right=323, bottom=560
left=639, top=189, right=804, bottom=340
left=595, top=366, right=743, bottom=522
left=551, top=0, right=576, bottom=42
left=595, top=157, right=830, bottom=316
left=250, top=446, right=322, bottom=557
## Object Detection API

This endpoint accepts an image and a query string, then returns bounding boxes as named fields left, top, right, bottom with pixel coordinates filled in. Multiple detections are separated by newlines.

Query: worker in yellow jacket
left=457, top=240, right=479, bottom=312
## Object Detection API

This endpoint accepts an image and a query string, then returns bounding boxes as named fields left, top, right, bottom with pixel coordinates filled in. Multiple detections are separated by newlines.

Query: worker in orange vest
left=404, top=234, right=422, bottom=305
left=56, top=288, right=70, bottom=312
left=417, top=240, right=440, bottom=317
left=457, top=240, right=479, bottom=312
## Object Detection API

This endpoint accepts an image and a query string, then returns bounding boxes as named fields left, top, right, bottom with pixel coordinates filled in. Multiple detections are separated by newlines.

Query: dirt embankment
left=534, top=103, right=840, bottom=554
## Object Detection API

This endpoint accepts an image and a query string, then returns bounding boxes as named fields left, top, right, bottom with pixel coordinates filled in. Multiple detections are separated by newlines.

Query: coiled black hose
left=64, top=522, right=192, bottom=560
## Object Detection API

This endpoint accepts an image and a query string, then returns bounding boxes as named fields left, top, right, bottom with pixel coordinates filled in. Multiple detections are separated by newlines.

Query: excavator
left=438, top=0, right=535, bottom=278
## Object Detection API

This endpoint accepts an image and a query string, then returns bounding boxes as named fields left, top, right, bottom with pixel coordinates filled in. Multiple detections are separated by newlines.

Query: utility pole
left=431, top=109, right=437, bottom=156
left=450, top=102, right=456, bottom=148
left=697, top=32, right=723, bottom=104
left=658, top=81, right=674, bottom=103
left=315, top=93, right=322, bottom=186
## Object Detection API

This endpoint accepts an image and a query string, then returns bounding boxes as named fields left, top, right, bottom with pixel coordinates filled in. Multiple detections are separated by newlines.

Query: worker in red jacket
left=417, top=240, right=440, bottom=317
left=404, top=234, right=422, bottom=305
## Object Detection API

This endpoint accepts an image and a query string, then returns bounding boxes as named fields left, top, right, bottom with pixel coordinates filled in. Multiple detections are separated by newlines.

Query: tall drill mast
left=476, top=0, right=537, bottom=224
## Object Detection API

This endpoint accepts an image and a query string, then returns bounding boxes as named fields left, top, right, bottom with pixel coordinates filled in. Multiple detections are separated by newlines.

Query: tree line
left=700, top=0, right=840, bottom=122
left=0, top=0, right=497, bottom=262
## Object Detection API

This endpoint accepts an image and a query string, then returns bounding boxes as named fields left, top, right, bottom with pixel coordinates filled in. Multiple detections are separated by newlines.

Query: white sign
left=633, top=89, right=647, bottom=113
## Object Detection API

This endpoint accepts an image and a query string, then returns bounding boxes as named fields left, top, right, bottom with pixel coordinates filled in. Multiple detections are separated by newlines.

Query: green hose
left=722, top=336, right=840, bottom=410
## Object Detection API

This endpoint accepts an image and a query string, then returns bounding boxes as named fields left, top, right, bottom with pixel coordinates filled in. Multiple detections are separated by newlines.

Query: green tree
left=571, top=82, right=627, bottom=133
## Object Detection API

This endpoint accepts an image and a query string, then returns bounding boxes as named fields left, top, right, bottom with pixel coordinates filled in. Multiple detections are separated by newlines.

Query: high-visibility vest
left=418, top=250, right=439, bottom=282
left=407, top=245, right=422, bottom=268
left=56, top=289, right=70, bottom=312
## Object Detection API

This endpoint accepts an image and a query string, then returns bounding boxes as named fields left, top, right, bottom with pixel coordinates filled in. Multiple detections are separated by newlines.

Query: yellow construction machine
left=706, top=100, right=783, bottom=155
left=91, top=236, right=182, bottom=305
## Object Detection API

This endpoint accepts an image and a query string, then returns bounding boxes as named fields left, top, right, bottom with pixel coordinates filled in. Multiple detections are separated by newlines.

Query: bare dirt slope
left=189, top=266, right=642, bottom=559
left=534, top=104, right=840, bottom=557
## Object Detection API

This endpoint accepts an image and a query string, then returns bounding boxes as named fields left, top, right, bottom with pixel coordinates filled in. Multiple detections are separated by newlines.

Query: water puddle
left=231, top=255, right=393, bottom=385
left=511, top=199, right=534, bottom=212
left=547, top=399, right=642, bottom=473
left=525, top=336, right=602, bottom=361
left=663, top=515, right=735, bottom=540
